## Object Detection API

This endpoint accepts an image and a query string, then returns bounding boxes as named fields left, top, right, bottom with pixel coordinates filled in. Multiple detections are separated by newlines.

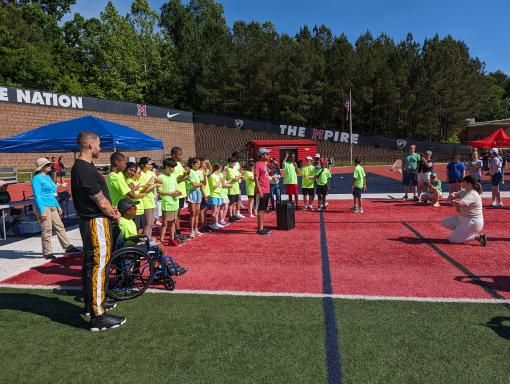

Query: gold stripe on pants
left=90, top=217, right=111, bottom=317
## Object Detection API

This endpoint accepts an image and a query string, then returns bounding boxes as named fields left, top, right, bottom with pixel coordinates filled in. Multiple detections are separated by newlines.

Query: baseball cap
left=314, top=153, right=321, bottom=158
left=258, top=147, right=271, bottom=155
left=491, top=148, right=499, bottom=154
left=430, top=172, right=437, bottom=178
left=118, top=198, right=139, bottom=214
left=305, top=156, right=313, bottom=160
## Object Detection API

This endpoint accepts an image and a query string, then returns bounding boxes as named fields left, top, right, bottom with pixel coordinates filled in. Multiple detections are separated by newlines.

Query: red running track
left=2, top=200, right=509, bottom=300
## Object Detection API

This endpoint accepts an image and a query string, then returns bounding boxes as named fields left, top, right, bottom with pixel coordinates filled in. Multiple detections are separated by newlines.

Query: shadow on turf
left=0, top=250, right=45, bottom=260
left=0, top=292, right=88, bottom=329
left=390, top=236, right=451, bottom=245
left=485, top=317, right=510, bottom=340
left=454, top=275, right=510, bottom=292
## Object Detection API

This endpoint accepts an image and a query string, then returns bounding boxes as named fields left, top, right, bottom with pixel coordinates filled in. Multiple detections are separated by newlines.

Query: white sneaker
left=355, top=208, right=364, bottom=213
left=236, top=213, right=245, bottom=219
left=216, top=222, right=224, bottom=228
left=219, top=221, right=229, bottom=227
left=209, top=224, right=220, bottom=230
left=496, top=202, right=504, bottom=207
left=490, top=201, right=498, bottom=207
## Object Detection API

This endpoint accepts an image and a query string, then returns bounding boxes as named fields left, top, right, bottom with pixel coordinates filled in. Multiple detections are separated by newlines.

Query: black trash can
left=277, top=201, right=295, bottom=230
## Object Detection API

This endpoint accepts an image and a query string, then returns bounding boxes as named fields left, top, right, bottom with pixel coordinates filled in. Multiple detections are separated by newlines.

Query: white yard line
left=0, top=284, right=508, bottom=305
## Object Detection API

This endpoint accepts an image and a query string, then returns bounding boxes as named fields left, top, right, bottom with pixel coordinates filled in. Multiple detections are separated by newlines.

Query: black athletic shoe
left=479, top=234, right=488, bottom=247
left=413, top=196, right=419, bottom=201
left=229, top=216, right=237, bottom=223
left=401, top=195, right=408, bottom=200
left=90, top=314, right=126, bottom=332
left=170, top=266, right=188, bottom=276
left=43, top=254, right=57, bottom=260
left=85, top=301, right=117, bottom=317
left=176, top=233, right=188, bottom=241
left=257, top=228, right=271, bottom=235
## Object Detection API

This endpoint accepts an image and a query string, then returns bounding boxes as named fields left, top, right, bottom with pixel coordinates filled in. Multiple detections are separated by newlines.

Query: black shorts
left=302, top=187, right=315, bottom=197
left=228, top=195, right=240, bottom=204
left=200, top=199, right=209, bottom=210
left=179, top=198, right=185, bottom=209
left=255, top=193, right=271, bottom=211
left=134, top=214, right=147, bottom=230
left=402, top=172, right=417, bottom=186
left=352, top=187, right=362, bottom=198
left=316, top=184, right=328, bottom=195
left=491, top=172, right=503, bottom=186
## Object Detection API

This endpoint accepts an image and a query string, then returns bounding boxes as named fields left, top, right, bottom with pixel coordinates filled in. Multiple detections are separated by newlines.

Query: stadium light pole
left=349, top=89, right=353, bottom=165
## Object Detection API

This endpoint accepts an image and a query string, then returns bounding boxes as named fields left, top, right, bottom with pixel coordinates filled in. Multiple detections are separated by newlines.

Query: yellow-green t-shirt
left=283, top=161, right=298, bottom=185
left=353, top=165, right=366, bottom=189
left=106, top=171, right=131, bottom=208
left=119, top=216, right=137, bottom=241
left=139, top=171, right=156, bottom=209
left=125, top=177, right=144, bottom=215
left=227, top=167, right=240, bottom=195
left=208, top=172, right=222, bottom=198
left=244, top=170, right=255, bottom=196
left=201, top=170, right=210, bottom=197
left=220, top=173, right=228, bottom=199
left=158, top=173, right=179, bottom=212
left=301, top=165, right=315, bottom=189
left=188, top=169, right=202, bottom=191
left=316, top=167, right=331, bottom=186
left=174, top=162, right=187, bottom=199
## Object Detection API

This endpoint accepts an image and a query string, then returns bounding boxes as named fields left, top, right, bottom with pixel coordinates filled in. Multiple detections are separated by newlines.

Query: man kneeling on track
left=118, top=198, right=187, bottom=276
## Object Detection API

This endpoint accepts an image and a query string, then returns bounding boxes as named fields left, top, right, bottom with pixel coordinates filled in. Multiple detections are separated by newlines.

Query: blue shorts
left=187, top=189, right=202, bottom=204
left=208, top=197, right=222, bottom=206
left=402, top=172, right=417, bottom=186
left=448, top=177, right=462, bottom=184
left=491, top=172, right=503, bottom=186
left=352, top=187, right=363, bottom=198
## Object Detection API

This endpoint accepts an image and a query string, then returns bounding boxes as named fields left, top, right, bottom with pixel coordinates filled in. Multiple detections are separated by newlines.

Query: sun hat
left=258, top=148, right=271, bottom=155
left=305, top=156, right=313, bottom=160
left=491, top=148, right=499, bottom=154
left=314, top=153, right=321, bottom=158
left=34, top=157, right=52, bottom=172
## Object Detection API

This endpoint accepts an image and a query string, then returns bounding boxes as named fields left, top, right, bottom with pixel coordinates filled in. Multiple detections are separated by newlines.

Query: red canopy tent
left=469, top=128, right=510, bottom=148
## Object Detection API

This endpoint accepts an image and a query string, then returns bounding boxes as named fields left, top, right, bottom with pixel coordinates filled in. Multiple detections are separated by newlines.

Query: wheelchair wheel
left=163, top=275, right=175, bottom=291
left=106, top=247, right=155, bottom=301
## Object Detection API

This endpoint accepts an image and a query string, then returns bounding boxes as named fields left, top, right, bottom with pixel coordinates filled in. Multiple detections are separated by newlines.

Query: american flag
left=343, top=99, right=351, bottom=121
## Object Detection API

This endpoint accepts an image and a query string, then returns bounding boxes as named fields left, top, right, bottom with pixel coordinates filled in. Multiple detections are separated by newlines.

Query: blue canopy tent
left=0, top=115, right=164, bottom=152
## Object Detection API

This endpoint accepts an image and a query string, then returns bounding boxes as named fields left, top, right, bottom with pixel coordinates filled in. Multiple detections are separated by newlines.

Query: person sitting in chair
left=117, top=198, right=187, bottom=276
left=0, top=180, right=24, bottom=234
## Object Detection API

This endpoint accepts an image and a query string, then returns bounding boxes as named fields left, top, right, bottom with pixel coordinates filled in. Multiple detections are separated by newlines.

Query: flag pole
left=349, top=89, right=353, bottom=165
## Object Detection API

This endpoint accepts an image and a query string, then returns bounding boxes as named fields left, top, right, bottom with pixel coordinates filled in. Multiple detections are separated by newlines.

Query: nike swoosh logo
left=167, top=112, right=180, bottom=119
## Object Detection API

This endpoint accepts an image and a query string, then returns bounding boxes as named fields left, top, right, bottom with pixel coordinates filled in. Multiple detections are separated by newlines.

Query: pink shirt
left=254, top=161, right=270, bottom=194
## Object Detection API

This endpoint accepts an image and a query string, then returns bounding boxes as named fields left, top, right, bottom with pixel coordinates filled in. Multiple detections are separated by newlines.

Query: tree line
left=1, top=0, right=509, bottom=143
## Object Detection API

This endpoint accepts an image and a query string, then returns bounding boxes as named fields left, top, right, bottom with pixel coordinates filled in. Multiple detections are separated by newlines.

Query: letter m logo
left=137, top=104, right=147, bottom=117
left=312, top=129, right=324, bottom=140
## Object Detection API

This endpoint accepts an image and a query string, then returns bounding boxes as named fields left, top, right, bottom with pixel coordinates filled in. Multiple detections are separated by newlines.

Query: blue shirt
left=446, top=161, right=466, bottom=181
left=32, top=173, right=59, bottom=213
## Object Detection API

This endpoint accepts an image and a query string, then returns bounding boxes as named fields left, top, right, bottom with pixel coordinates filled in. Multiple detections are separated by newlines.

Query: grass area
left=0, top=288, right=509, bottom=383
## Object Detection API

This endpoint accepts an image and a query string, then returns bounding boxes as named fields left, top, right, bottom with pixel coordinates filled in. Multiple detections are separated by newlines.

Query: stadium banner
left=0, top=85, right=193, bottom=123
left=193, top=112, right=470, bottom=154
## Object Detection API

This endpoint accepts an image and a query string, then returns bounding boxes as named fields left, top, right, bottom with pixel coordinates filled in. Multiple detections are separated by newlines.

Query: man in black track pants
left=71, top=131, right=125, bottom=331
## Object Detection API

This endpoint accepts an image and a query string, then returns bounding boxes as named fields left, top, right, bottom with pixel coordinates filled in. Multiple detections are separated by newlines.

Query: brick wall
left=0, top=103, right=196, bottom=169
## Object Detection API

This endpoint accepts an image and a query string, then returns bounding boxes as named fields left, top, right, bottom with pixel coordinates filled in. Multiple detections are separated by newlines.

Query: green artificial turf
left=1, top=288, right=509, bottom=384
left=0, top=288, right=326, bottom=384
left=336, top=300, right=510, bottom=384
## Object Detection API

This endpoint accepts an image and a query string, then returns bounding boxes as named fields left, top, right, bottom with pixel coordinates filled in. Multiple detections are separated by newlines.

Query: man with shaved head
left=71, top=131, right=126, bottom=331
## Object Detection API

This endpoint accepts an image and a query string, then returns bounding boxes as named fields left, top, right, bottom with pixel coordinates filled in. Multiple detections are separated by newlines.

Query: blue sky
left=67, top=0, right=509, bottom=74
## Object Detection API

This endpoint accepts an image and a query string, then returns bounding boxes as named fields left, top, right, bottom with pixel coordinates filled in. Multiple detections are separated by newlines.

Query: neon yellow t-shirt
left=244, top=170, right=255, bottom=196
left=158, top=173, right=179, bottom=212
left=174, top=162, right=187, bottom=199
left=106, top=171, right=131, bottom=208
left=125, top=177, right=144, bottom=215
left=119, top=216, right=137, bottom=240
left=208, top=172, right=222, bottom=198
left=139, top=171, right=156, bottom=209
left=316, top=167, right=331, bottom=186
left=227, top=167, right=240, bottom=195
left=301, top=165, right=315, bottom=188
left=220, top=173, right=228, bottom=199
left=188, top=169, right=202, bottom=191
left=283, top=161, right=298, bottom=185
left=201, top=170, right=210, bottom=197
left=353, top=165, right=366, bottom=189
